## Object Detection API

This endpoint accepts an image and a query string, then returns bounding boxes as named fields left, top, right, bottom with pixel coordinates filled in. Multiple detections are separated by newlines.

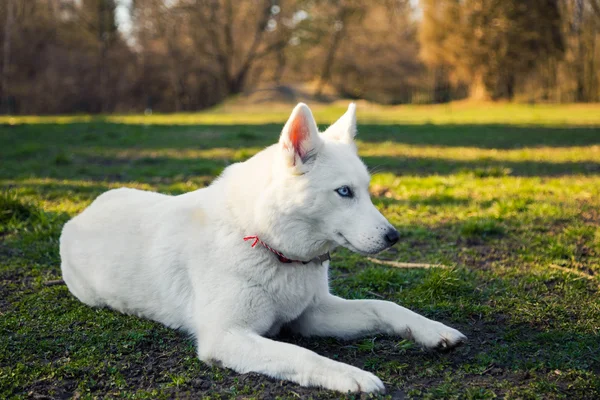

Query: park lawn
left=1, top=104, right=600, bottom=399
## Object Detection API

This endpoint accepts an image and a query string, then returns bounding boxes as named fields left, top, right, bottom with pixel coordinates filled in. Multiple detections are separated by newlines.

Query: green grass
left=1, top=103, right=600, bottom=399
left=2, top=102, right=600, bottom=126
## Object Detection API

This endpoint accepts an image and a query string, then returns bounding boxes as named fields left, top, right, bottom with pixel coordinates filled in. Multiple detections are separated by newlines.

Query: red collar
left=243, top=235, right=330, bottom=264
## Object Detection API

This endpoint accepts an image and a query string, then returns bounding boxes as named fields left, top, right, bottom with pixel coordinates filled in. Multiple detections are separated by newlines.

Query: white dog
left=60, top=103, right=466, bottom=393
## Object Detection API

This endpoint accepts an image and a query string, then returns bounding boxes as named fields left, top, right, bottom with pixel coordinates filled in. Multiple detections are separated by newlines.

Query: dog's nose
left=384, top=228, right=399, bottom=245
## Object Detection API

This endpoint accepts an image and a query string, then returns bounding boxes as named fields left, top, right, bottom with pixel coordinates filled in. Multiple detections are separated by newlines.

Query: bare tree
left=181, top=0, right=293, bottom=95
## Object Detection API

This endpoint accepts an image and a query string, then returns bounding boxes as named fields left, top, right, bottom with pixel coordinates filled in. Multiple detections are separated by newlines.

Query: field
left=1, top=103, right=600, bottom=399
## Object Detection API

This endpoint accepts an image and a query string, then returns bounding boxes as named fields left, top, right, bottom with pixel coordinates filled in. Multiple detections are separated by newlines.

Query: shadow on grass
left=2, top=122, right=600, bottom=151
left=361, top=155, right=600, bottom=176
left=2, top=151, right=599, bottom=183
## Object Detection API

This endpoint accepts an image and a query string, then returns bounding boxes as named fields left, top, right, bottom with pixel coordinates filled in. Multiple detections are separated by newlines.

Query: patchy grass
left=1, top=105, right=600, bottom=399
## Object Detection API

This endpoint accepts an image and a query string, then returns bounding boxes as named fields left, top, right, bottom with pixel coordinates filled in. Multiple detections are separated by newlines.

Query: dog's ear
left=279, top=103, right=323, bottom=171
left=322, top=103, right=357, bottom=144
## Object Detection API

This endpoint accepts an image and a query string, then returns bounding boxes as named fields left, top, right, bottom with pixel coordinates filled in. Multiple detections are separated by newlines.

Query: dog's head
left=260, top=103, right=398, bottom=258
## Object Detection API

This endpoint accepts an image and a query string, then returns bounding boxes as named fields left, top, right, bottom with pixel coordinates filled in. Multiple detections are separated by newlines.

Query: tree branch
left=233, top=0, right=272, bottom=84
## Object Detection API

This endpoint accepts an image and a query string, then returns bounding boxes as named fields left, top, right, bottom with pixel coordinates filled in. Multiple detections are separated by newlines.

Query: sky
left=115, top=0, right=133, bottom=38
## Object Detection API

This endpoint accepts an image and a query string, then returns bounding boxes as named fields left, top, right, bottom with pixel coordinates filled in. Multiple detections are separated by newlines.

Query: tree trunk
left=506, top=74, right=515, bottom=100
left=591, top=0, right=600, bottom=19
left=97, top=2, right=108, bottom=113
left=228, top=69, right=249, bottom=95
left=468, top=72, right=491, bottom=101
left=433, top=66, right=451, bottom=103
left=274, top=50, right=286, bottom=85
left=315, top=9, right=349, bottom=98
left=590, top=18, right=598, bottom=102
left=574, top=0, right=586, bottom=102
left=225, top=0, right=271, bottom=95
left=1, top=0, right=14, bottom=113
left=575, top=39, right=586, bottom=102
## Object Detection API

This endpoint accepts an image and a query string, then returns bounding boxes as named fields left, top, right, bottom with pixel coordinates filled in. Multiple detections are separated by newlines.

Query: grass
left=2, top=102, right=600, bottom=126
left=1, top=103, right=600, bottom=399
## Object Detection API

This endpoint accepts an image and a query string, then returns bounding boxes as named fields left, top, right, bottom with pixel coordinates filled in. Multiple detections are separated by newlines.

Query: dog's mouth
left=335, top=232, right=387, bottom=256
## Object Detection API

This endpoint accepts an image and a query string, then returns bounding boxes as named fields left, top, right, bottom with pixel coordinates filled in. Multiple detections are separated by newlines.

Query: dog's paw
left=411, top=321, right=467, bottom=350
left=324, top=365, right=385, bottom=393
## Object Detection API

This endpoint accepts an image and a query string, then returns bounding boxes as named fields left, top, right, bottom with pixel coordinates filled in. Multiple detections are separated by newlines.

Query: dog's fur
left=60, top=103, right=466, bottom=393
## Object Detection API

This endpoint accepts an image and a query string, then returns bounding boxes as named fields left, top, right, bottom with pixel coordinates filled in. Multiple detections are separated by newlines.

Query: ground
left=1, top=103, right=600, bottom=399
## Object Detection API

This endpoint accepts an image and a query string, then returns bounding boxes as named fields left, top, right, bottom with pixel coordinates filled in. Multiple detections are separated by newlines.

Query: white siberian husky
left=60, top=103, right=466, bottom=393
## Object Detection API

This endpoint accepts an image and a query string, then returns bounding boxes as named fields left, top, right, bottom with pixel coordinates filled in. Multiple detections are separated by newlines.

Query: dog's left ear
left=322, top=103, right=357, bottom=144
left=279, top=103, right=323, bottom=172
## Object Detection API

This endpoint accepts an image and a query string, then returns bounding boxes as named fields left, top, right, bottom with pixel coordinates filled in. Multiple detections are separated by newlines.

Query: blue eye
left=335, top=186, right=353, bottom=198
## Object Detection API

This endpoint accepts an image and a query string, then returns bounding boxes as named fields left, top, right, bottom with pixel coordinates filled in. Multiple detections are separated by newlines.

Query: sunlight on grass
left=2, top=102, right=600, bottom=126
left=360, top=143, right=600, bottom=163
left=370, top=173, right=600, bottom=227
left=77, top=147, right=265, bottom=162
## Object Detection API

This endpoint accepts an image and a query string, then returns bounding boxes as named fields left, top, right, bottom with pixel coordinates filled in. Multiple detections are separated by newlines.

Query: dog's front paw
left=411, top=321, right=467, bottom=350
left=323, top=365, right=385, bottom=393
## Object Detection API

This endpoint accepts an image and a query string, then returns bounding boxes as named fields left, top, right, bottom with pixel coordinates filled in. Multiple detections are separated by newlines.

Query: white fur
left=60, top=103, right=466, bottom=393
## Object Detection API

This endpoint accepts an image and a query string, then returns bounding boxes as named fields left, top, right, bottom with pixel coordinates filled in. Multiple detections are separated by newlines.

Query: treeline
left=0, top=0, right=599, bottom=114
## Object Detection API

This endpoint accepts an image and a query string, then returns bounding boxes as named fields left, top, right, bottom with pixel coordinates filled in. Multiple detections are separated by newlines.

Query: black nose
left=385, top=228, right=399, bottom=245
